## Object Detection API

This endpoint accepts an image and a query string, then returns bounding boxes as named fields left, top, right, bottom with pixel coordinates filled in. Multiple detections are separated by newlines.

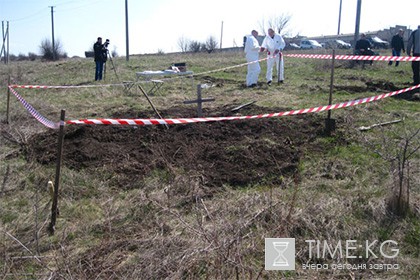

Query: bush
left=205, top=36, right=218, bottom=53
left=39, top=38, right=66, bottom=61
left=28, top=52, right=38, bottom=61
left=188, top=41, right=202, bottom=53
left=17, top=53, right=27, bottom=61
left=8, top=54, right=17, bottom=61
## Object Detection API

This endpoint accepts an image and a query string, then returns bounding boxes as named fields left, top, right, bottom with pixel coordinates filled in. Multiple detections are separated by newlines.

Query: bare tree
left=177, top=36, right=190, bottom=52
left=39, top=38, right=67, bottom=60
left=205, top=36, right=218, bottom=53
left=259, top=13, right=292, bottom=36
left=366, top=124, right=420, bottom=217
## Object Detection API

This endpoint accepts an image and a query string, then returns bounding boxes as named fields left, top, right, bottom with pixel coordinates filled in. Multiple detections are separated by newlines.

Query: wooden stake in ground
left=325, top=49, right=336, bottom=134
left=48, top=110, right=65, bottom=235
left=277, top=52, right=283, bottom=84
left=137, top=84, right=169, bottom=129
left=6, top=75, right=10, bottom=124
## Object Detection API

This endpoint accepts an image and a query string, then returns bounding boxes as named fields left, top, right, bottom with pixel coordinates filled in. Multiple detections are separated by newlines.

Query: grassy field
left=0, top=49, right=419, bottom=279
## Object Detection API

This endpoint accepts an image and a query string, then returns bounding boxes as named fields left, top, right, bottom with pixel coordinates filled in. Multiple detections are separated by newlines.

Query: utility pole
left=1, top=21, right=5, bottom=63
left=220, top=21, right=223, bottom=49
left=6, top=21, right=8, bottom=64
left=353, top=0, right=362, bottom=53
left=125, top=0, right=129, bottom=61
left=1, top=21, right=9, bottom=64
left=1, top=21, right=4, bottom=62
left=337, top=0, right=343, bottom=35
left=49, top=6, right=56, bottom=60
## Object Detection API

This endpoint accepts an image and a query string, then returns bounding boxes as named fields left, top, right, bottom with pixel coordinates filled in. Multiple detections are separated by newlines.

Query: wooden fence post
left=48, top=110, right=65, bottom=235
left=277, top=52, right=283, bottom=84
left=325, top=50, right=336, bottom=135
left=6, top=75, right=10, bottom=124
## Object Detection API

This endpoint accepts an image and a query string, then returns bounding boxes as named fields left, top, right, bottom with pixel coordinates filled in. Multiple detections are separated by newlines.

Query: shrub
left=28, top=52, right=38, bottom=61
left=205, top=36, right=218, bottom=53
left=188, top=41, right=202, bottom=53
left=17, top=53, right=27, bottom=61
left=39, top=38, right=66, bottom=61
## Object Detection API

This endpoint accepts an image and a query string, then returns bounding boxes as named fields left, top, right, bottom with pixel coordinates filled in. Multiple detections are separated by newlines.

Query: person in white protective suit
left=261, top=28, right=285, bottom=85
left=244, top=30, right=261, bottom=87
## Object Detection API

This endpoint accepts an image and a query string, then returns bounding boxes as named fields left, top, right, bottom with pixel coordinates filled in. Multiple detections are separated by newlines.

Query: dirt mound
left=366, top=80, right=399, bottom=92
left=25, top=106, right=326, bottom=188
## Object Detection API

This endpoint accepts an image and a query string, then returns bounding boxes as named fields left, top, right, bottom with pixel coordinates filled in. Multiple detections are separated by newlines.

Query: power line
left=5, top=0, right=103, bottom=23
left=6, top=8, right=46, bottom=23
left=54, top=0, right=109, bottom=14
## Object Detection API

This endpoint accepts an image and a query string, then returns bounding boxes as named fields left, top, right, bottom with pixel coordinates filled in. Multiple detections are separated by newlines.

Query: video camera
left=102, top=39, right=110, bottom=62
left=103, top=39, right=110, bottom=49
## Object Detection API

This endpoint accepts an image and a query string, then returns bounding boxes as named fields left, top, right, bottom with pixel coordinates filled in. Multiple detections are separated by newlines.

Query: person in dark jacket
left=93, top=37, right=106, bottom=81
left=388, top=29, right=405, bottom=66
left=407, top=26, right=420, bottom=86
left=355, top=33, right=374, bottom=65
left=355, top=33, right=373, bottom=55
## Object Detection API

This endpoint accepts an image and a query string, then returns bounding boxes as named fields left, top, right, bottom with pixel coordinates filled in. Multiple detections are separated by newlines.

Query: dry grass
left=0, top=50, right=419, bottom=279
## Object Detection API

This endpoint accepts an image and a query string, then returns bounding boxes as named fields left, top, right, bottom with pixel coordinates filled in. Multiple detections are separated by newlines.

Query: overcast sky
left=1, top=0, right=419, bottom=57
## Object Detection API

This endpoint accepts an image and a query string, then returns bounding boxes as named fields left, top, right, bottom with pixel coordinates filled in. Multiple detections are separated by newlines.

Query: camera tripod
left=103, top=49, right=121, bottom=83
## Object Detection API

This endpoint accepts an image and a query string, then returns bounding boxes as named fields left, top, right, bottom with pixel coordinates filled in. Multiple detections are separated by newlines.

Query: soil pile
left=25, top=106, right=326, bottom=188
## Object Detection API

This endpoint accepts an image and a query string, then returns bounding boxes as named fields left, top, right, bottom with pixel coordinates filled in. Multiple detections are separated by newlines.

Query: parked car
left=324, top=39, right=352, bottom=49
left=368, top=36, right=389, bottom=49
left=300, top=40, right=323, bottom=49
left=284, top=42, right=300, bottom=50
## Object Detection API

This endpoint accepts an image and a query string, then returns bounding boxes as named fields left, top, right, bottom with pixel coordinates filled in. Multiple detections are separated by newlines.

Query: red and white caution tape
left=284, top=53, right=420, bottom=61
left=9, top=84, right=98, bottom=89
left=9, top=53, right=420, bottom=91
left=7, top=52, right=420, bottom=129
left=9, top=83, right=130, bottom=89
left=8, top=86, right=60, bottom=129
left=7, top=54, right=275, bottom=89
left=66, top=84, right=420, bottom=127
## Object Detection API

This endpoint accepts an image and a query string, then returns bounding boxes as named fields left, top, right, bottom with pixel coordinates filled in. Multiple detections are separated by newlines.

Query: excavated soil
left=25, top=105, right=331, bottom=188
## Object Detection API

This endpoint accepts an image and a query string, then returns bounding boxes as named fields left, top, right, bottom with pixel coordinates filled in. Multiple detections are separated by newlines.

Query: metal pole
left=48, top=110, right=65, bottom=235
left=125, top=0, right=129, bottom=61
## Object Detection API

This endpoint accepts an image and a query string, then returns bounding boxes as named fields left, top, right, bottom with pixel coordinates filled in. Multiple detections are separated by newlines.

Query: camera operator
left=93, top=37, right=107, bottom=81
